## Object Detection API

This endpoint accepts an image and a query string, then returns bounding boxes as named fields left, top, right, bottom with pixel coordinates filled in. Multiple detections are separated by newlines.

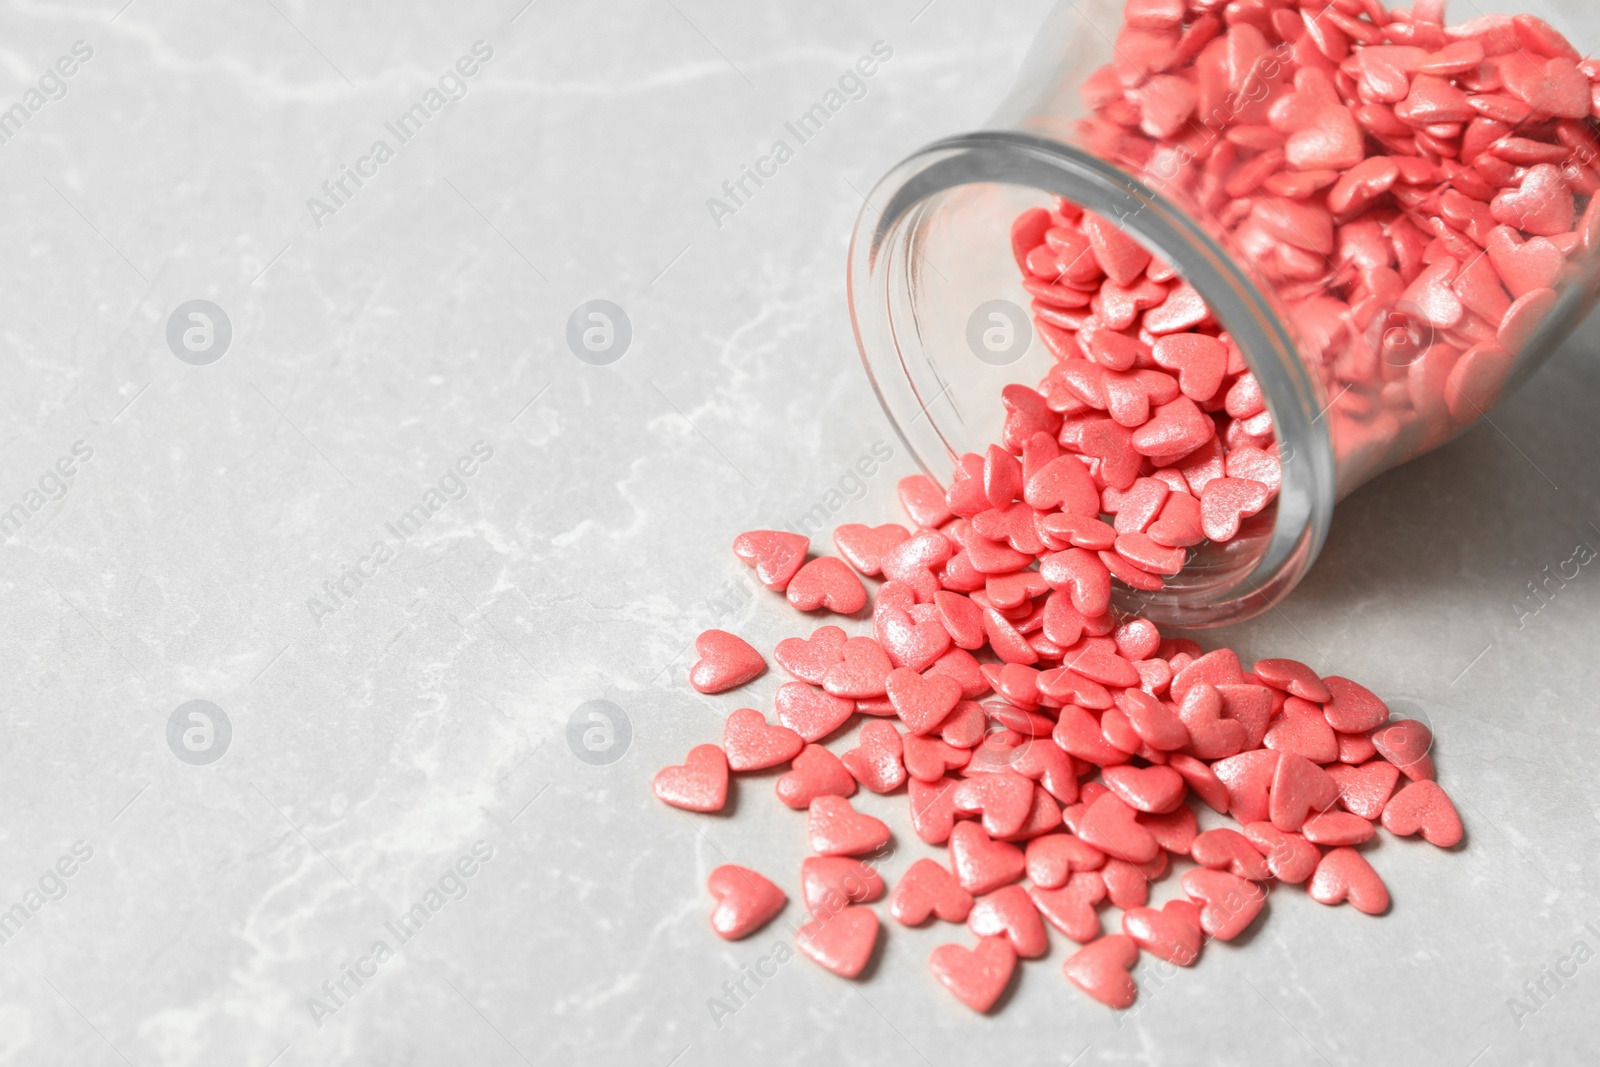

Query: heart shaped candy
left=1381, top=779, right=1463, bottom=847
left=1025, top=833, right=1106, bottom=888
left=1370, top=719, right=1436, bottom=781
left=876, top=606, right=952, bottom=672
left=1100, top=857, right=1155, bottom=909
left=1178, top=683, right=1247, bottom=761
left=1122, top=899, right=1203, bottom=966
left=908, top=777, right=961, bottom=844
left=1151, top=333, right=1227, bottom=402
left=1170, top=648, right=1247, bottom=701
left=1039, top=547, right=1113, bottom=617
left=1212, top=749, right=1279, bottom=824
left=1009, top=739, right=1081, bottom=803
left=1181, top=868, right=1266, bottom=940
left=1138, top=804, right=1198, bottom=854
left=795, top=905, right=879, bottom=978
left=939, top=701, right=987, bottom=749
left=1336, top=729, right=1378, bottom=765
left=1167, top=753, right=1230, bottom=814
left=787, top=556, right=868, bottom=614
left=1321, top=676, right=1389, bottom=733
left=1308, top=847, right=1389, bottom=914
left=688, top=630, right=766, bottom=694
left=881, top=529, right=955, bottom=594
left=774, top=682, right=855, bottom=743
left=1075, top=792, right=1160, bottom=863
left=1101, top=764, right=1186, bottom=814
left=721, top=708, right=804, bottom=772
left=774, top=625, right=848, bottom=685
left=1063, top=934, right=1140, bottom=1008
left=1029, top=870, right=1106, bottom=943
left=949, top=820, right=1027, bottom=895
left=832, top=522, right=910, bottom=576
left=903, top=734, right=971, bottom=782
left=930, top=936, right=1017, bottom=1013
left=775, top=744, right=856, bottom=810
left=1025, top=455, right=1101, bottom=514
left=1301, top=811, right=1376, bottom=846
left=1263, top=697, right=1339, bottom=763
left=953, top=770, right=1036, bottom=837
left=808, top=795, right=891, bottom=856
left=1284, top=105, right=1364, bottom=169
left=1486, top=225, right=1565, bottom=298
left=840, top=720, right=906, bottom=794
left=1269, top=753, right=1340, bottom=831
left=653, top=744, right=729, bottom=812
left=707, top=864, right=786, bottom=940
left=1490, top=163, right=1574, bottom=236
left=891, top=857, right=975, bottom=925
left=1191, top=828, right=1271, bottom=881
left=1053, top=706, right=1133, bottom=767
left=886, top=667, right=963, bottom=736
left=967, top=884, right=1048, bottom=958
left=1326, top=760, right=1400, bottom=819
left=1242, top=821, right=1320, bottom=884
left=822, top=637, right=895, bottom=699
left=1198, top=477, right=1271, bottom=542
left=732, top=529, right=809, bottom=590
left=801, top=855, right=885, bottom=916
left=898, top=473, right=953, bottom=528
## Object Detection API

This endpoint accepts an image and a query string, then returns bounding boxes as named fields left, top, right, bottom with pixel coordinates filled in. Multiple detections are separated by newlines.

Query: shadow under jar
left=849, top=0, right=1600, bottom=627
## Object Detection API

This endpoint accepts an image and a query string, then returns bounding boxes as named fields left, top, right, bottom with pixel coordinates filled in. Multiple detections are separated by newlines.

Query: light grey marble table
left=2, top=1, right=1598, bottom=1064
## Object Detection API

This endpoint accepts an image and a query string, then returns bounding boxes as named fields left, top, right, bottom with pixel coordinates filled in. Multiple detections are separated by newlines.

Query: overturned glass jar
left=849, top=0, right=1600, bottom=626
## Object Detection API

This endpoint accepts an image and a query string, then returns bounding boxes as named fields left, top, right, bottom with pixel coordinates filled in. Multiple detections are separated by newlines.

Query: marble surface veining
left=1, top=1, right=1598, bottom=1064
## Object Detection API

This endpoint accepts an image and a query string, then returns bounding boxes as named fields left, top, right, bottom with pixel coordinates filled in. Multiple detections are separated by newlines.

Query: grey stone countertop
left=1, top=0, right=1597, bottom=1064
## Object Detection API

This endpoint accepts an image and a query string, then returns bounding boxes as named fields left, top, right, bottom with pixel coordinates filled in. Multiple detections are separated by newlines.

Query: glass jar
left=848, top=0, right=1600, bottom=627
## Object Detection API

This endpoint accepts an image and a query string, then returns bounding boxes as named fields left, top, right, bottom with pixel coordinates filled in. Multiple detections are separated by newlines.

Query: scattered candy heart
left=1122, top=899, right=1204, bottom=966
left=722, top=708, right=804, bottom=772
left=930, top=936, right=1016, bottom=1012
left=775, top=744, right=856, bottom=810
left=775, top=682, right=856, bottom=743
left=653, top=744, right=728, bottom=813
left=801, top=856, right=885, bottom=916
left=1063, top=934, right=1140, bottom=1008
left=949, top=821, right=1027, bottom=895
left=689, top=630, right=765, bottom=695
left=892, top=857, right=975, bottom=925
left=840, top=720, right=907, bottom=794
left=707, top=865, right=786, bottom=940
left=1182, top=868, right=1267, bottom=940
left=1381, top=779, right=1464, bottom=847
left=808, top=795, right=892, bottom=856
left=967, top=884, right=1050, bottom=958
left=795, top=906, right=879, bottom=978
left=732, top=530, right=809, bottom=590
left=1308, top=847, right=1390, bottom=914
left=787, top=556, right=869, bottom=614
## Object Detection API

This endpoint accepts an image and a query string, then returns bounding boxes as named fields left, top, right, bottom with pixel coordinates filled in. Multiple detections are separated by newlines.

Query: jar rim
left=846, top=130, right=1337, bottom=627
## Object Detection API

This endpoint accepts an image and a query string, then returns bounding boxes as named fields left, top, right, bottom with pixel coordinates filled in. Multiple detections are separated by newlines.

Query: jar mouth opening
left=846, top=131, right=1337, bottom=628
